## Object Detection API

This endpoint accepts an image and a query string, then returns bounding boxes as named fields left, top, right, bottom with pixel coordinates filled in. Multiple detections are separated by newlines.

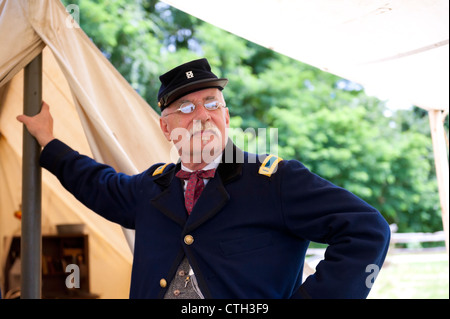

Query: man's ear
left=224, top=107, right=230, bottom=128
left=159, top=117, right=172, bottom=141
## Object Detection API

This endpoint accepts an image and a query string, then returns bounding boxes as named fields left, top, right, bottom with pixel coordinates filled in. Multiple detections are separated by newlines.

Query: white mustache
left=189, top=121, right=221, bottom=139
left=169, top=121, right=222, bottom=144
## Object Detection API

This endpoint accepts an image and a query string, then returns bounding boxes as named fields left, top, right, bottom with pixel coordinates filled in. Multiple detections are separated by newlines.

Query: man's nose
left=193, top=103, right=211, bottom=122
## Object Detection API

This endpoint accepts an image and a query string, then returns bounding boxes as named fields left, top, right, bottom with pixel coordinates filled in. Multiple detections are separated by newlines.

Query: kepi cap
left=157, top=58, right=228, bottom=111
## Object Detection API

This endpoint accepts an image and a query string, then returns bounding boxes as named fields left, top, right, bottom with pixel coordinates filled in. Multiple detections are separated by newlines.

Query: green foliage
left=61, top=0, right=445, bottom=233
left=368, top=253, right=449, bottom=299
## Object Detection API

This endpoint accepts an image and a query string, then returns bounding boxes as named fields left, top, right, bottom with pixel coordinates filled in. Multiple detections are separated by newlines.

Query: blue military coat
left=40, top=139, right=390, bottom=299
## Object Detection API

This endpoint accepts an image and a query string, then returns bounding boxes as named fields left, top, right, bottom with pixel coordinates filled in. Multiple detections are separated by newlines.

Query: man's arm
left=280, top=160, right=391, bottom=299
left=17, top=101, right=55, bottom=147
left=17, top=101, right=137, bottom=229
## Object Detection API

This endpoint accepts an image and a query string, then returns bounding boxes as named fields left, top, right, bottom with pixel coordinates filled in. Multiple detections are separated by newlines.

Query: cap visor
left=163, top=78, right=228, bottom=107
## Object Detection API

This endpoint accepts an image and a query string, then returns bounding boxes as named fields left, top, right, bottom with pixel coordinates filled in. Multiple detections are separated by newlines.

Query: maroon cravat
left=175, top=169, right=216, bottom=214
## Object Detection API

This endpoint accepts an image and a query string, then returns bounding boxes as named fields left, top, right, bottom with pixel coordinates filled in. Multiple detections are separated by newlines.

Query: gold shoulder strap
left=258, top=155, right=283, bottom=177
left=152, top=163, right=170, bottom=176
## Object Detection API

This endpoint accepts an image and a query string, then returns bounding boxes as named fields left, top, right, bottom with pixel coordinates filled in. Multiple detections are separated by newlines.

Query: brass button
left=184, top=235, right=194, bottom=245
left=173, top=289, right=181, bottom=296
left=160, top=278, right=167, bottom=288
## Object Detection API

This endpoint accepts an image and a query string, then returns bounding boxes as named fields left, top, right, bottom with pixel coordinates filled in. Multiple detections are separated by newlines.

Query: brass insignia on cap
left=186, top=71, right=194, bottom=79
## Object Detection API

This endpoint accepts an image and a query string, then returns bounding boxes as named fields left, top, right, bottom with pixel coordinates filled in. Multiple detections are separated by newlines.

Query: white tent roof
left=163, top=0, right=449, bottom=111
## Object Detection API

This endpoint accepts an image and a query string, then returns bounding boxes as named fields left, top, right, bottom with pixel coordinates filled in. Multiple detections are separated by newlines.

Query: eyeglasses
left=162, top=100, right=225, bottom=117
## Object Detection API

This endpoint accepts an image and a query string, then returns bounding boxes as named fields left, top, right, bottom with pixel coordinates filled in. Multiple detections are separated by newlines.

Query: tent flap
left=1, top=0, right=172, bottom=298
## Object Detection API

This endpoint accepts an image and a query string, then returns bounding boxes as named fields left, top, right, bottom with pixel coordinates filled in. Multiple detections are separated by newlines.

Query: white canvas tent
left=0, top=0, right=173, bottom=298
left=0, top=0, right=448, bottom=299
left=164, top=0, right=449, bottom=253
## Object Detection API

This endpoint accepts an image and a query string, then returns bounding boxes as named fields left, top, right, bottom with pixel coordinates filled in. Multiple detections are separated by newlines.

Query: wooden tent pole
left=428, top=109, right=449, bottom=257
left=21, top=53, right=43, bottom=299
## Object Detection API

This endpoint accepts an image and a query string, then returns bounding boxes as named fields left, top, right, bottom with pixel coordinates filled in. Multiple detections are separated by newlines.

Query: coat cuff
left=39, top=139, right=75, bottom=173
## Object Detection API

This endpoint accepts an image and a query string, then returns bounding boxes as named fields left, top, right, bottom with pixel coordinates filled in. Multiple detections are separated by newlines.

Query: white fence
left=306, top=224, right=447, bottom=259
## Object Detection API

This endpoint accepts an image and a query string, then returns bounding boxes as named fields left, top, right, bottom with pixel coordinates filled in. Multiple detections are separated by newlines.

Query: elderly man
left=17, top=58, right=390, bottom=299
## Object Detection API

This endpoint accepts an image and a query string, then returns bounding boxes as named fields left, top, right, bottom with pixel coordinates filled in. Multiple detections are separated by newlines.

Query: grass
left=368, top=251, right=449, bottom=299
